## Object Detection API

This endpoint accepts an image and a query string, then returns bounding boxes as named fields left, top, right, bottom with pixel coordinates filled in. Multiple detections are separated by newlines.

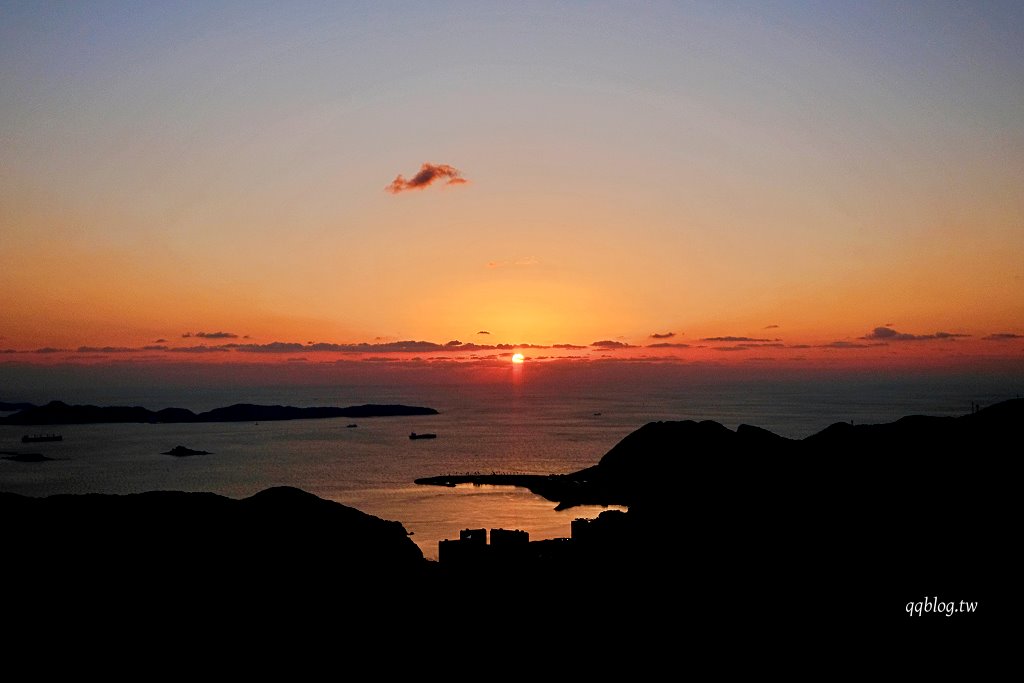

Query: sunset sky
left=2, top=2, right=1022, bottom=373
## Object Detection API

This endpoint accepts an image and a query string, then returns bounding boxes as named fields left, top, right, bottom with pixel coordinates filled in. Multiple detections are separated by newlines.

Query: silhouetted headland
left=420, top=398, right=1020, bottom=630
left=0, top=400, right=438, bottom=425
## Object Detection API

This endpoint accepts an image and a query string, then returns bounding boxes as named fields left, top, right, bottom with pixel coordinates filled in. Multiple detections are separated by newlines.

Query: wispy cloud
left=861, top=327, right=969, bottom=341
left=764, top=324, right=779, bottom=329
left=385, top=163, right=468, bottom=194
left=650, top=332, right=675, bottom=339
left=646, top=342, right=690, bottom=348
left=820, top=341, right=872, bottom=349
left=487, top=256, right=540, bottom=269
left=477, top=330, right=490, bottom=335
left=167, top=345, right=231, bottom=353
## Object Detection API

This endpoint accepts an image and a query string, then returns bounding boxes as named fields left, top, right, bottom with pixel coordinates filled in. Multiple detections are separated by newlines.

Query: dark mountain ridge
left=0, top=400, right=438, bottom=425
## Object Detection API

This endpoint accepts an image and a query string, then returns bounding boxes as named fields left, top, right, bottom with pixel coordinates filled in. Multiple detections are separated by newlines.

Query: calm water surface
left=1, top=377, right=1017, bottom=558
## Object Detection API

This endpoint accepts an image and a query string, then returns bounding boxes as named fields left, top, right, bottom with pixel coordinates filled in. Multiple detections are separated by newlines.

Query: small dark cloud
left=76, top=346, right=140, bottom=353
left=764, top=325, right=779, bottom=329
left=1, top=349, right=17, bottom=354
left=34, top=347, right=65, bottom=354
left=821, top=341, right=871, bottom=349
left=552, top=344, right=587, bottom=350
left=194, top=331, right=238, bottom=339
left=153, top=338, right=167, bottom=343
left=477, top=331, right=490, bottom=335
left=143, top=345, right=169, bottom=351
left=646, top=342, right=690, bottom=348
left=445, top=340, right=463, bottom=347
left=712, top=346, right=750, bottom=352
left=862, top=326, right=969, bottom=341
left=385, top=163, right=468, bottom=194
left=591, top=340, right=636, bottom=349
left=983, top=333, right=1024, bottom=340
left=702, top=336, right=774, bottom=343
left=650, top=332, right=675, bottom=339
left=167, top=345, right=231, bottom=353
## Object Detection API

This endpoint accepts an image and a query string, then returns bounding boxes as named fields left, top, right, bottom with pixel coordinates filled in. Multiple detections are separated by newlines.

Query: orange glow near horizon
left=1, top=4, right=1021, bottom=378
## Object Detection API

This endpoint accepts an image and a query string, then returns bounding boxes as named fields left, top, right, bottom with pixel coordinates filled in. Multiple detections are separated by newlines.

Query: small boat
left=22, top=434, right=62, bottom=443
left=409, top=432, right=437, bottom=440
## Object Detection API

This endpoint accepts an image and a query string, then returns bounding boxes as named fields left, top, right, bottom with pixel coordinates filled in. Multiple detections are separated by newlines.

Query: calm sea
left=1, top=374, right=1019, bottom=559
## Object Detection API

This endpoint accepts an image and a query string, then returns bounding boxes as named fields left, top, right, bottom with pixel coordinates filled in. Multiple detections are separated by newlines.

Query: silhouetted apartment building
left=438, top=527, right=532, bottom=566
left=490, top=528, right=529, bottom=548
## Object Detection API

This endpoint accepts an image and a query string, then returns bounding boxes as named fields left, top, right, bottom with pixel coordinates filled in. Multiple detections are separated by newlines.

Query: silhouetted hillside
left=1, top=486, right=429, bottom=621
left=420, top=399, right=1020, bottom=631
left=0, top=400, right=438, bottom=424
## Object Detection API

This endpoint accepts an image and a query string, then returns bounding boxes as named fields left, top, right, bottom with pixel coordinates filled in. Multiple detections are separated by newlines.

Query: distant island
left=0, top=400, right=438, bottom=425
left=162, top=445, right=212, bottom=457
left=1, top=452, right=55, bottom=462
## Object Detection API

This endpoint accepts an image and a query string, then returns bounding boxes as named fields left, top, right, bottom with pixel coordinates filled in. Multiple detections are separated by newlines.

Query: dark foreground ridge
left=418, top=398, right=1021, bottom=633
left=0, top=400, right=438, bottom=425
left=1, top=487, right=430, bottom=616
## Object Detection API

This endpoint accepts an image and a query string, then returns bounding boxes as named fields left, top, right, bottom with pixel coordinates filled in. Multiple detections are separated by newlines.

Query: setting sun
left=511, top=353, right=525, bottom=364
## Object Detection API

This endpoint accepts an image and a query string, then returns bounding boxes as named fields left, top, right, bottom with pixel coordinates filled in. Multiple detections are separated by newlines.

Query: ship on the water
left=21, top=434, right=62, bottom=443
left=409, top=432, right=437, bottom=440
